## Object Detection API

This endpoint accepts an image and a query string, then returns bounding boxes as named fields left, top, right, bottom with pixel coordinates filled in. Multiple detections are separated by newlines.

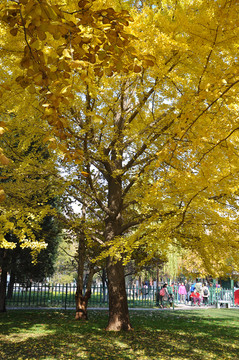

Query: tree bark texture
left=75, top=289, right=91, bottom=320
left=106, top=258, right=132, bottom=331
left=75, top=215, right=95, bottom=321
left=105, top=167, right=132, bottom=331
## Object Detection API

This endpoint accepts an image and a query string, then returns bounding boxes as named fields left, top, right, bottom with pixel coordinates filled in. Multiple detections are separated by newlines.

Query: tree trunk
left=7, top=271, right=15, bottom=299
left=104, top=163, right=132, bottom=331
left=75, top=289, right=91, bottom=320
left=74, top=215, right=96, bottom=321
left=101, top=268, right=107, bottom=303
left=106, top=258, right=132, bottom=331
left=0, top=251, right=8, bottom=312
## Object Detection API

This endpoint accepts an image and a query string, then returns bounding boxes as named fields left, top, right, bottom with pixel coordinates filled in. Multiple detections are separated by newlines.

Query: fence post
left=65, top=284, right=68, bottom=310
left=29, top=283, right=32, bottom=306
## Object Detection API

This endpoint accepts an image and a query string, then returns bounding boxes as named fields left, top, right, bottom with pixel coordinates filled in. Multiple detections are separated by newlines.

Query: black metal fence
left=6, top=283, right=236, bottom=309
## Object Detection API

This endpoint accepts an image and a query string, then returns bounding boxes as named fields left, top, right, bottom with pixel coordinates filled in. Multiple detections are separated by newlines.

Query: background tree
left=50, top=235, right=77, bottom=285
left=0, top=114, right=61, bottom=249
left=59, top=192, right=105, bottom=320
left=0, top=115, right=61, bottom=311
left=7, top=211, right=61, bottom=293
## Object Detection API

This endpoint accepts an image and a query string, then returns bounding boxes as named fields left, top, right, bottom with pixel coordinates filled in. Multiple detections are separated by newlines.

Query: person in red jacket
left=190, top=290, right=201, bottom=306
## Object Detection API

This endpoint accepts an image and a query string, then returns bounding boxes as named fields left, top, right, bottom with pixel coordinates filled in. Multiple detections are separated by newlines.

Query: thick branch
left=123, top=113, right=175, bottom=172
left=68, top=184, right=106, bottom=220
left=175, top=186, right=208, bottom=229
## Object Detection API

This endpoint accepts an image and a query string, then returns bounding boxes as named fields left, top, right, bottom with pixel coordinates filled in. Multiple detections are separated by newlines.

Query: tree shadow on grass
left=0, top=309, right=238, bottom=359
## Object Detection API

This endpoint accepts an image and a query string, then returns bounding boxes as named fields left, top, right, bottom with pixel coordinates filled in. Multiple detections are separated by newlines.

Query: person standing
left=195, top=279, right=203, bottom=293
left=159, top=283, right=169, bottom=308
left=202, top=283, right=210, bottom=306
left=185, top=280, right=191, bottom=304
left=195, top=279, right=203, bottom=303
left=178, top=282, right=187, bottom=304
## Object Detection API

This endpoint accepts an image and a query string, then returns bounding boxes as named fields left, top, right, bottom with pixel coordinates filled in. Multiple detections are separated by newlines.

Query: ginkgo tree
left=1, top=0, right=239, bottom=331
left=62, top=0, right=239, bottom=330
left=0, top=113, right=62, bottom=311
left=0, top=113, right=62, bottom=251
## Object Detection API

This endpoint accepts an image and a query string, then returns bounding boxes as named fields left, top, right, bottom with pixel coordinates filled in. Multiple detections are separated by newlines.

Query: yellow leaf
left=37, top=30, right=47, bottom=41
left=40, top=3, right=58, bottom=21
left=31, top=39, right=42, bottom=50
left=62, top=49, right=72, bottom=59
left=0, top=154, right=10, bottom=165
left=10, top=28, right=18, bottom=36
left=60, top=85, right=72, bottom=95
left=133, top=65, right=142, bottom=73
left=93, top=115, right=105, bottom=123
left=70, top=60, right=83, bottom=69
left=143, top=59, right=155, bottom=67
left=44, top=107, right=54, bottom=115
left=34, top=73, right=43, bottom=85
left=105, top=68, right=114, bottom=77
left=0, top=189, right=6, bottom=202
left=27, top=84, right=36, bottom=94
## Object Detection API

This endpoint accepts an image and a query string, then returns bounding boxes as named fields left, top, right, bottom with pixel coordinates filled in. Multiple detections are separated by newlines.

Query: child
left=168, top=293, right=174, bottom=308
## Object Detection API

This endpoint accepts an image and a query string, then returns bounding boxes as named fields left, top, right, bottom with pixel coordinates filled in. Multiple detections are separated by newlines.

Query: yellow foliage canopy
left=0, top=0, right=154, bottom=139
left=1, top=0, right=239, bottom=276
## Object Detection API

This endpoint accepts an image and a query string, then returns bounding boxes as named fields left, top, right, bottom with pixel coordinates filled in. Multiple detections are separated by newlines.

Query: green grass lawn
left=0, top=309, right=238, bottom=359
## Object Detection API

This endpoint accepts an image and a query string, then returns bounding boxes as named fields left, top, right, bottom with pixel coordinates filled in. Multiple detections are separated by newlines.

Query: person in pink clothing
left=178, top=282, right=187, bottom=304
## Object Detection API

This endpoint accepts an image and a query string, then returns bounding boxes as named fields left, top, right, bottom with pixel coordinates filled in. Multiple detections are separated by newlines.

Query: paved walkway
left=8, top=304, right=238, bottom=311
left=127, top=304, right=214, bottom=311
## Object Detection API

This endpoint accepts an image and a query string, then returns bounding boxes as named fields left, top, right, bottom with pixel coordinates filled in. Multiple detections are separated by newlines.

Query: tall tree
left=1, top=0, right=239, bottom=330
left=55, top=0, right=239, bottom=330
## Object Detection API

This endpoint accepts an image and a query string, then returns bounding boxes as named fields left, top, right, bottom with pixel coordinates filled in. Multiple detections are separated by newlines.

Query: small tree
left=59, top=195, right=103, bottom=320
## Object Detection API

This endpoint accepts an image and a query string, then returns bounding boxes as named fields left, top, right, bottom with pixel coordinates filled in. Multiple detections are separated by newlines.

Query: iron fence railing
left=5, top=283, right=236, bottom=309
